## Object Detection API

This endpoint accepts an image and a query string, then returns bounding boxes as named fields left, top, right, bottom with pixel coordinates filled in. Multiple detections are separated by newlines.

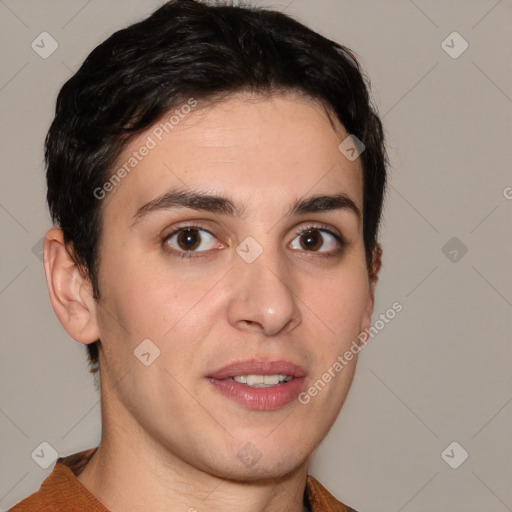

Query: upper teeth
left=233, top=374, right=292, bottom=387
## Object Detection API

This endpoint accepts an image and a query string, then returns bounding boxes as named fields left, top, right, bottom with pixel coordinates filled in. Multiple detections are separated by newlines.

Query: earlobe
left=43, top=227, right=100, bottom=345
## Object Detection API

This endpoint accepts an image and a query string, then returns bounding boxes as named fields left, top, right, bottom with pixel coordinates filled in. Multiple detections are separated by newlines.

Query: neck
left=77, top=400, right=309, bottom=512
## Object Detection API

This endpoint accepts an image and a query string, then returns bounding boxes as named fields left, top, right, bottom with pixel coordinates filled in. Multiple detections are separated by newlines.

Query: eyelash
left=162, top=222, right=346, bottom=259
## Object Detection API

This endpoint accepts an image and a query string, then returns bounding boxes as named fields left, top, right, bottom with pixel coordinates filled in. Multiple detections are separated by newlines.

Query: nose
left=226, top=247, right=302, bottom=337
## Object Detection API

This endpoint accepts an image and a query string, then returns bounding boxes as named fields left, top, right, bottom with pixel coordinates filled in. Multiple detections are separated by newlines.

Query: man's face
left=93, top=92, right=374, bottom=480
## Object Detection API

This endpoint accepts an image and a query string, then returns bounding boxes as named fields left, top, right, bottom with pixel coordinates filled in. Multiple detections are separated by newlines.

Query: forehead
left=102, top=92, right=363, bottom=222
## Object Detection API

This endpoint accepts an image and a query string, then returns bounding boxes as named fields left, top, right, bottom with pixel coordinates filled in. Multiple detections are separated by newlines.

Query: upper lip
left=207, top=359, right=307, bottom=380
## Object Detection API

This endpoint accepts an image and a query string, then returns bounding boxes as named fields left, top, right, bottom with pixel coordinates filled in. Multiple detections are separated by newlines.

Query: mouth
left=206, top=360, right=307, bottom=410
left=230, top=374, right=293, bottom=387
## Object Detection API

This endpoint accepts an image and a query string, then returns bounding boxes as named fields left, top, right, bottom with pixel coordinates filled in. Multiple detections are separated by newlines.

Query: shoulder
left=9, top=449, right=106, bottom=512
left=306, top=475, right=359, bottom=512
left=9, top=489, right=49, bottom=512
left=9, top=488, right=51, bottom=512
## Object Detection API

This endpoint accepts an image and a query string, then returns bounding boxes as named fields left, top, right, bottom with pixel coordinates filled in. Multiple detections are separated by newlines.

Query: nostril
left=241, top=320, right=263, bottom=330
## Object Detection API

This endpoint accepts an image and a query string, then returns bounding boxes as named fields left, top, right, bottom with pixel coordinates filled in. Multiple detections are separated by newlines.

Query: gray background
left=1, top=1, right=511, bottom=510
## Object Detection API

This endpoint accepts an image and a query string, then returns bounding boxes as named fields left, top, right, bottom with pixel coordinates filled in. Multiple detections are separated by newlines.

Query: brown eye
left=165, top=227, right=219, bottom=254
left=290, top=228, right=342, bottom=253
left=176, top=229, right=201, bottom=251
left=299, top=230, right=323, bottom=251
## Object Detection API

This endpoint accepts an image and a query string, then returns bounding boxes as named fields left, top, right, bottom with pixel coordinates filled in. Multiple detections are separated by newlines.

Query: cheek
left=96, top=251, right=219, bottom=356
left=305, top=264, right=370, bottom=349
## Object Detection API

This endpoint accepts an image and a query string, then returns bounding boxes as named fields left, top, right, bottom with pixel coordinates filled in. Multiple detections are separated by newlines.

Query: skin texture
left=44, top=92, right=381, bottom=512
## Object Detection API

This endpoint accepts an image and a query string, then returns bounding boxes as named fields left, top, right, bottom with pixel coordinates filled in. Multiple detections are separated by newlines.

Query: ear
left=360, top=243, right=383, bottom=340
left=43, top=227, right=100, bottom=345
left=368, top=242, right=382, bottom=296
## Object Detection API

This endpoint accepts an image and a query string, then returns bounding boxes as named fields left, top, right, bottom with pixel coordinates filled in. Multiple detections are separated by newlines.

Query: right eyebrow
left=131, top=188, right=247, bottom=226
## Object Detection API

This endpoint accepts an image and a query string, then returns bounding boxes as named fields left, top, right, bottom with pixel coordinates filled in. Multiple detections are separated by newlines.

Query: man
left=11, top=0, right=386, bottom=510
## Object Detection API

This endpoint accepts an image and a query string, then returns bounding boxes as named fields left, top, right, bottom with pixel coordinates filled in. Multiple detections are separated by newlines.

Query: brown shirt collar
left=10, top=448, right=357, bottom=512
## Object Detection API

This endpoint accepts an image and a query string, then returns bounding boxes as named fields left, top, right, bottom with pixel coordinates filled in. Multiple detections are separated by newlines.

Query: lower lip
left=207, top=377, right=306, bottom=410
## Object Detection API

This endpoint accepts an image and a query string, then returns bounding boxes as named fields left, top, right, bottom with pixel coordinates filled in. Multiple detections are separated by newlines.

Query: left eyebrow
left=131, top=188, right=361, bottom=226
left=287, top=193, right=361, bottom=222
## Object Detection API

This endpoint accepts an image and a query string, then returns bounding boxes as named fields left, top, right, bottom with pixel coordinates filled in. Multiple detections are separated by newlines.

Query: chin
left=185, top=435, right=312, bottom=483
left=210, top=453, right=309, bottom=484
